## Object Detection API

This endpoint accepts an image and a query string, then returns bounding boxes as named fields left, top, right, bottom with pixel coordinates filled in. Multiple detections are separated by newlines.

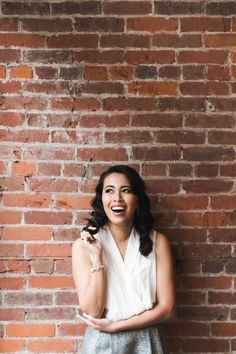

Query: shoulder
left=154, top=231, right=171, bottom=255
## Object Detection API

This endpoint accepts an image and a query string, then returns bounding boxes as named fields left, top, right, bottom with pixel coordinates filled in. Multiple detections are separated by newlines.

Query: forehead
left=103, top=172, right=130, bottom=186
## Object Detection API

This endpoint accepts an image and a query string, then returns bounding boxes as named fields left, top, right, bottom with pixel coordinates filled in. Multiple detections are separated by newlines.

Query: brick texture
left=0, top=1, right=235, bottom=353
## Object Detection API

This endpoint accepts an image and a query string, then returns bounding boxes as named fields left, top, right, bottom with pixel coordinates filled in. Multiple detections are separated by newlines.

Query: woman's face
left=102, top=172, right=138, bottom=228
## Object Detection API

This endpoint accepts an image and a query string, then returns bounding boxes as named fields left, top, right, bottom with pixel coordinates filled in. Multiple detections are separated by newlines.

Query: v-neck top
left=94, top=226, right=157, bottom=321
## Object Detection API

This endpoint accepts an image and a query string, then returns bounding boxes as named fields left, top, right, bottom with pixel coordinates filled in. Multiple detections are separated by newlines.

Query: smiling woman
left=72, top=165, right=175, bottom=354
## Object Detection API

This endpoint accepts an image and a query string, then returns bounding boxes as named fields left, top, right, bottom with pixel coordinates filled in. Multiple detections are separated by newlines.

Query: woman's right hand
left=80, top=229, right=103, bottom=264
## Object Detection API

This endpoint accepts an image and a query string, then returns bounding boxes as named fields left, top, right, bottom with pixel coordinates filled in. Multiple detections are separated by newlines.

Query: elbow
left=160, top=300, right=176, bottom=321
left=79, top=303, right=105, bottom=319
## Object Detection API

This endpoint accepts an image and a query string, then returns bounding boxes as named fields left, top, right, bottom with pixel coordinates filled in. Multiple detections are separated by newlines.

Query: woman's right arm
left=72, top=231, right=107, bottom=318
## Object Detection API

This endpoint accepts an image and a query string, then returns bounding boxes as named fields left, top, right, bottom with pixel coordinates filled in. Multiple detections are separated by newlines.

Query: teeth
left=112, top=207, right=125, bottom=212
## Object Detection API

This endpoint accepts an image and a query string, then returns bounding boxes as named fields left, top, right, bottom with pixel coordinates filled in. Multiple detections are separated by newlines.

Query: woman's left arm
left=79, top=232, right=175, bottom=332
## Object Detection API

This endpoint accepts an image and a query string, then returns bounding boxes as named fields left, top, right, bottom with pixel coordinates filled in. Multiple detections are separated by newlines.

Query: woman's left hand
left=78, top=312, right=118, bottom=333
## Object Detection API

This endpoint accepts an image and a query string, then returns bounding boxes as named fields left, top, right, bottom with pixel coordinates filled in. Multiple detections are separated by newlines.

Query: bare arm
left=79, top=232, right=175, bottom=332
left=72, top=231, right=107, bottom=318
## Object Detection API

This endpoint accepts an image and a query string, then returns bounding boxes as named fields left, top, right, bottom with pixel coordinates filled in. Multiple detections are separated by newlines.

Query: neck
left=107, top=223, right=133, bottom=243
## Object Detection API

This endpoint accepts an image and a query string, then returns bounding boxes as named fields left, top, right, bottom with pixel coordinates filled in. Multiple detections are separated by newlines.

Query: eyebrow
left=103, top=185, right=131, bottom=189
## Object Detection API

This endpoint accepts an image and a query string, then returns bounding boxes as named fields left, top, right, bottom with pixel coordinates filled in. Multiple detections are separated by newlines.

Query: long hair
left=83, top=165, right=154, bottom=256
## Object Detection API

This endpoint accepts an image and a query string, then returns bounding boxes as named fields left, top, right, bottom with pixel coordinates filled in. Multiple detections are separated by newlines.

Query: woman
left=72, top=165, right=175, bottom=353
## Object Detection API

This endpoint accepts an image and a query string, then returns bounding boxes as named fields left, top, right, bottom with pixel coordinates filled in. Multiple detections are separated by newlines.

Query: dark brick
left=35, top=66, right=58, bottom=79
left=158, top=97, right=205, bottom=112
left=100, top=34, right=149, bottom=48
left=135, top=65, right=157, bottom=79
left=153, top=34, right=202, bottom=48
left=206, top=1, right=236, bottom=15
left=2, top=1, right=50, bottom=15
left=75, top=17, right=124, bottom=32
left=103, top=1, right=152, bottom=15
left=51, top=1, right=101, bottom=15
left=155, top=1, right=205, bottom=15
left=23, top=50, right=73, bottom=64
left=59, top=67, right=82, bottom=80
left=75, top=50, right=124, bottom=64
left=183, top=65, right=206, bottom=80
left=183, top=147, right=235, bottom=161
left=158, top=65, right=181, bottom=79
left=22, top=18, right=72, bottom=32
left=0, top=49, right=20, bottom=63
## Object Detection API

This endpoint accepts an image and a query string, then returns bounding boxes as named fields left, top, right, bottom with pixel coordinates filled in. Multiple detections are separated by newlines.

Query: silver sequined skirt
left=81, top=326, right=168, bottom=354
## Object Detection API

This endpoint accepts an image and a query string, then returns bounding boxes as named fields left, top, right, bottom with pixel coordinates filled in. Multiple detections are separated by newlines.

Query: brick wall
left=0, top=1, right=235, bottom=353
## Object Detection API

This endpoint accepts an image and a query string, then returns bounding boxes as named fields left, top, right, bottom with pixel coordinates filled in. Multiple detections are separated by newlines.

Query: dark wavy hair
left=83, top=165, right=154, bottom=256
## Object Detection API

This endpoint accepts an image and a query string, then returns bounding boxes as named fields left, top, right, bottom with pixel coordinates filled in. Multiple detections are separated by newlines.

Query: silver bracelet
left=91, top=265, right=104, bottom=273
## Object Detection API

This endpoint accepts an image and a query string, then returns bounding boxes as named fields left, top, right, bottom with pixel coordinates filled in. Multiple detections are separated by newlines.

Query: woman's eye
left=122, top=188, right=132, bottom=193
left=105, top=188, right=113, bottom=193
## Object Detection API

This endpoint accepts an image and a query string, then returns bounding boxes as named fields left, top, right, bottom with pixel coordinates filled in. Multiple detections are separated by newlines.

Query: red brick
left=27, top=244, right=71, bottom=258
left=165, top=321, right=209, bottom=337
left=183, top=338, right=229, bottom=352
left=0, top=48, right=20, bottom=63
left=181, top=17, right=231, bottom=32
left=183, top=147, right=235, bottom=161
left=55, top=291, right=78, bottom=305
left=178, top=50, right=228, bottom=64
left=126, top=50, right=175, bottom=64
left=56, top=195, right=91, bottom=209
left=24, top=211, right=72, bottom=225
left=195, top=163, right=218, bottom=177
left=110, top=66, right=133, bottom=81
left=105, top=130, right=152, bottom=144
left=80, top=114, right=129, bottom=128
left=205, top=34, right=236, bottom=47
left=6, top=323, right=55, bottom=337
left=220, top=164, right=236, bottom=177
left=55, top=260, right=72, bottom=274
left=153, top=34, right=202, bottom=48
left=83, top=65, right=108, bottom=81
left=177, top=211, right=233, bottom=226
left=131, top=113, right=182, bottom=127
left=48, top=34, right=98, bottom=48
left=0, top=81, right=21, bottom=93
left=0, top=34, right=45, bottom=48
left=211, top=196, right=236, bottom=209
left=27, top=339, right=76, bottom=352
left=0, top=309, right=25, bottom=321
left=209, top=291, right=236, bottom=305
left=128, top=81, right=177, bottom=96
left=7, top=260, right=30, bottom=273
left=185, top=114, right=235, bottom=128
left=0, top=65, right=6, bottom=78
left=160, top=196, right=208, bottom=210
left=182, top=244, right=231, bottom=259
left=58, top=323, right=86, bottom=336
left=51, top=97, right=101, bottom=111
left=3, top=193, right=51, bottom=208
left=23, top=147, right=75, bottom=161
left=77, top=147, right=128, bottom=161
left=10, top=65, right=33, bottom=79
left=180, top=81, right=229, bottom=95
left=0, top=18, right=18, bottom=31
left=0, top=339, right=25, bottom=352
left=29, top=276, right=74, bottom=289
left=0, top=211, right=21, bottom=224
left=11, top=161, right=37, bottom=177
left=5, top=292, right=52, bottom=306
left=209, top=131, right=236, bottom=145
left=207, top=65, right=230, bottom=80
left=31, top=260, right=54, bottom=274
left=35, top=66, right=57, bottom=79
left=0, top=277, right=24, bottom=290
left=127, top=17, right=177, bottom=32
left=38, top=163, right=61, bottom=176
left=29, top=178, right=78, bottom=193
left=3, top=227, right=52, bottom=241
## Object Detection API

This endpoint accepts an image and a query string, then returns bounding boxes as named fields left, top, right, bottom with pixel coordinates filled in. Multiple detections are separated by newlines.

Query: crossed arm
left=72, top=232, right=175, bottom=333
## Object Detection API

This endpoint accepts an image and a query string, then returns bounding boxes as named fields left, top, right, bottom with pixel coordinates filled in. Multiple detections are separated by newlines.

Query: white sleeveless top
left=94, top=226, right=157, bottom=321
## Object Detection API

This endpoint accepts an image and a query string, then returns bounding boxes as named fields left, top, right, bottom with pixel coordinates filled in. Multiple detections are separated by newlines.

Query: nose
left=113, top=190, right=122, bottom=202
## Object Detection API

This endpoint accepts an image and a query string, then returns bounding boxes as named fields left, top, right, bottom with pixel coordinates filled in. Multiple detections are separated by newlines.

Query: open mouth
left=111, top=206, right=125, bottom=214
